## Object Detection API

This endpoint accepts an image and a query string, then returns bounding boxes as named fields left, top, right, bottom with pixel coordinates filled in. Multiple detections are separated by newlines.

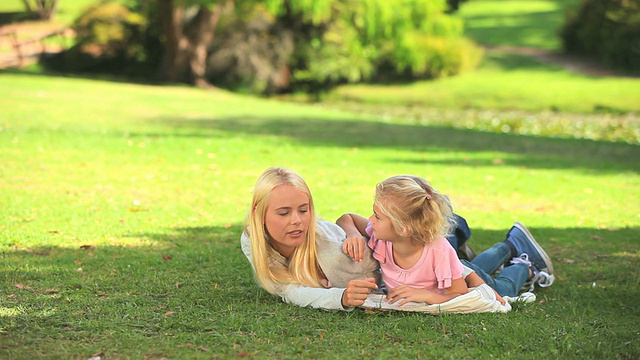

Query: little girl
left=338, top=175, right=469, bottom=306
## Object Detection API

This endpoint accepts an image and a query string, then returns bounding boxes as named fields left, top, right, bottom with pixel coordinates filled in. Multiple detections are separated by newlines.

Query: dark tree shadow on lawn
left=462, top=10, right=565, bottom=49
left=151, top=115, right=640, bottom=174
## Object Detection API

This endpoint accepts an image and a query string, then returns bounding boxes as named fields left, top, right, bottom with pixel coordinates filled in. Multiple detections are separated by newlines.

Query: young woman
left=240, top=167, right=380, bottom=310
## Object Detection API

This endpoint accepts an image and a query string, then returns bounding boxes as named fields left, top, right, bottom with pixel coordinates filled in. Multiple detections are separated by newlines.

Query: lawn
left=1, top=0, right=640, bottom=358
left=1, top=70, right=639, bottom=359
left=455, top=0, right=582, bottom=50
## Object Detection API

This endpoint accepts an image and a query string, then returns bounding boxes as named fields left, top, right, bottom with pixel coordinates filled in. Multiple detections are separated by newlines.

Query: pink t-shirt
left=365, top=222, right=464, bottom=291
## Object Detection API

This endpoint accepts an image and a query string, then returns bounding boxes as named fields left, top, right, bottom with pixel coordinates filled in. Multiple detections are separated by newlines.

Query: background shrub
left=206, top=7, right=295, bottom=94
left=42, top=1, right=153, bottom=76
left=561, top=0, right=640, bottom=73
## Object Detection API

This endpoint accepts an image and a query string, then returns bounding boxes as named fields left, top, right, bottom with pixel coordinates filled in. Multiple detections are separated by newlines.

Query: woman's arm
left=241, top=231, right=378, bottom=310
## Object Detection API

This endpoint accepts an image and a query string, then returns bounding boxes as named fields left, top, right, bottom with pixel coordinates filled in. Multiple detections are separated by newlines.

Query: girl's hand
left=386, top=285, right=434, bottom=306
left=342, top=237, right=367, bottom=263
left=493, top=290, right=506, bottom=305
left=387, top=278, right=468, bottom=306
left=341, top=278, right=378, bottom=308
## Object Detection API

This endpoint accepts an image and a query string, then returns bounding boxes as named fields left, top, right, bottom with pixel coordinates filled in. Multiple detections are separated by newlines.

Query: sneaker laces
left=510, top=253, right=555, bottom=291
left=532, top=271, right=554, bottom=288
left=510, top=253, right=531, bottom=266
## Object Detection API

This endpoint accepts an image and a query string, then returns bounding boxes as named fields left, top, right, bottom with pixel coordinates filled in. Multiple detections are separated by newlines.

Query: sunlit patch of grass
left=0, top=306, right=26, bottom=317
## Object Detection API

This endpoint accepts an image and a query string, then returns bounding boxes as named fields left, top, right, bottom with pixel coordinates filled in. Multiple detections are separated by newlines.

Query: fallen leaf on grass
left=88, top=352, right=104, bottom=360
left=163, top=311, right=175, bottom=317
left=162, top=254, right=172, bottom=261
left=197, top=346, right=208, bottom=351
left=236, top=351, right=251, bottom=356
left=177, top=344, right=193, bottom=348
left=80, top=245, right=96, bottom=250
left=15, top=283, right=24, bottom=289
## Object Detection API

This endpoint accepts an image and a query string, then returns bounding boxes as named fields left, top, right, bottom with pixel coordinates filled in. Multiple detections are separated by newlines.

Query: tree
left=155, top=0, right=230, bottom=86
left=21, top=0, right=58, bottom=20
left=152, top=0, right=479, bottom=88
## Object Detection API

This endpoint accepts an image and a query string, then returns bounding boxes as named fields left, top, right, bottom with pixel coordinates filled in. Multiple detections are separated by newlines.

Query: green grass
left=1, top=71, right=639, bottom=359
left=455, top=0, right=581, bottom=50
left=325, top=52, right=640, bottom=143
left=329, top=53, right=640, bottom=114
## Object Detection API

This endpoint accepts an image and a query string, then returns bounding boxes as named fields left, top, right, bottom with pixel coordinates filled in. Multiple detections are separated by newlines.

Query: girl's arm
left=336, top=213, right=370, bottom=262
left=336, top=213, right=368, bottom=238
left=386, top=277, right=469, bottom=306
left=465, top=272, right=506, bottom=305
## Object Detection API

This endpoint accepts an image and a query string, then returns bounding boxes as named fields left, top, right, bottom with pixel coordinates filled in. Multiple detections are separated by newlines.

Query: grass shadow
left=152, top=115, right=640, bottom=174
left=482, top=52, right=563, bottom=72
left=463, top=10, right=566, bottom=49
left=0, top=12, right=31, bottom=25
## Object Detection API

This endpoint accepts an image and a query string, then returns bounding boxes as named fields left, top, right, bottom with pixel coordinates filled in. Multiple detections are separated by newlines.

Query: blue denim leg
left=470, top=242, right=512, bottom=274
left=494, top=263, right=530, bottom=297
left=462, top=260, right=530, bottom=297
left=446, top=213, right=472, bottom=249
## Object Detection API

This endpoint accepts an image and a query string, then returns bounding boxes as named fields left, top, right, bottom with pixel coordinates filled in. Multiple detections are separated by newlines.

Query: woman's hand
left=342, top=237, right=367, bottom=262
left=341, top=278, right=378, bottom=308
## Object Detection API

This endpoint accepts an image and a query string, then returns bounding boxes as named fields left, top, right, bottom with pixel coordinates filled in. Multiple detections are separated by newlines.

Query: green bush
left=561, top=0, right=640, bottom=73
left=286, top=0, right=483, bottom=91
left=390, top=33, right=483, bottom=79
left=292, top=18, right=377, bottom=86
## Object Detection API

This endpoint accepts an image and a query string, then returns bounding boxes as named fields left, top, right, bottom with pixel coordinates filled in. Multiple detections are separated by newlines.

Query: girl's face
left=264, top=184, right=311, bottom=258
left=368, top=203, right=398, bottom=242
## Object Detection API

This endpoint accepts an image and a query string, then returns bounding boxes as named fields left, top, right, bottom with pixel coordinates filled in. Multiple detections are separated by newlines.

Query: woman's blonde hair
left=374, top=175, right=456, bottom=245
left=243, top=167, right=323, bottom=294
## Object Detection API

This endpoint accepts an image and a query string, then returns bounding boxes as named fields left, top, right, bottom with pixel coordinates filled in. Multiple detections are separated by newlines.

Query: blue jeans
left=446, top=214, right=471, bottom=249
left=461, top=242, right=529, bottom=297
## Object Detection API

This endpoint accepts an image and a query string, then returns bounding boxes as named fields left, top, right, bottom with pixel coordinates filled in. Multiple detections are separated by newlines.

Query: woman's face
left=264, top=184, right=311, bottom=258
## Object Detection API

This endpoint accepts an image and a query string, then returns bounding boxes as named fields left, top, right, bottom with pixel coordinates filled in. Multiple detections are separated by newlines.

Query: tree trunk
left=22, top=0, right=58, bottom=20
left=157, top=0, right=226, bottom=87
